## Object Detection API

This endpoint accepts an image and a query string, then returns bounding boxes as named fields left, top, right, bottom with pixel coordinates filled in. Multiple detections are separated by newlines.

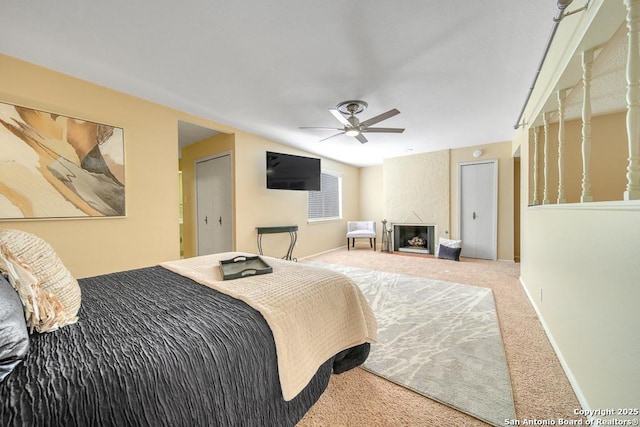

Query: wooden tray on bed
left=219, top=255, right=273, bottom=280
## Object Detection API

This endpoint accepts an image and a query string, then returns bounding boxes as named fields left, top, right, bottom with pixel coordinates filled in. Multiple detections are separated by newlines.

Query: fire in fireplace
left=393, top=224, right=435, bottom=254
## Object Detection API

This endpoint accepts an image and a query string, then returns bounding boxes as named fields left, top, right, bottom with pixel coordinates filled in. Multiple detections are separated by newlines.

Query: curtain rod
left=513, top=0, right=590, bottom=130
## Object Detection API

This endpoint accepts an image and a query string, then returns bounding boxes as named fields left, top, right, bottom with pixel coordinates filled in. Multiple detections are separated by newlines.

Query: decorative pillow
left=0, top=229, right=81, bottom=333
left=0, top=273, right=29, bottom=381
left=435, top=237, right=462, bottom=256
left=438, top=244, right=462, bottom=261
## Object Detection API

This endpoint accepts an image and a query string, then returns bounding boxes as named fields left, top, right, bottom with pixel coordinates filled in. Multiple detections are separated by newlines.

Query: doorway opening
left=178, top=120, right=226, bottom=258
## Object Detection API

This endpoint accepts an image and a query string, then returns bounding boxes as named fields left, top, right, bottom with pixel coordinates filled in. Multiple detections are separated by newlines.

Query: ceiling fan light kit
left=300, top=99, right=405, bottom=144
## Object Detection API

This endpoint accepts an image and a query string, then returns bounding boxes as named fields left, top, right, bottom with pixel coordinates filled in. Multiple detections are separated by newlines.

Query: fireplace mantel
left=392, top=223, right=436, bottom=255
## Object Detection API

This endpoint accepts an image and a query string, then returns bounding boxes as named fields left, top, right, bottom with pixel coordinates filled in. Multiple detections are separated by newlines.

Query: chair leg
left=352, top=239, right=355, bottom=248
left=347, top=238, right=350, bottom=250
left=373, top=238, right=376, bottom=250
left=369, top=238, right=373, bottom=248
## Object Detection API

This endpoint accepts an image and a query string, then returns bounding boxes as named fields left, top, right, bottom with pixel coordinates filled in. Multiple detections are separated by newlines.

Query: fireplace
left=393, top=223, right=436, bottom=255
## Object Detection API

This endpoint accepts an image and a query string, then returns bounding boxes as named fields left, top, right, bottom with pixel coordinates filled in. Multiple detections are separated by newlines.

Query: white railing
left=531, top=0, right=640, bottom=205
left=557, top=88, right=567, bottom=204
left=543, top=112, right=551, bottom=205
left=624, top=0, right=640, bottom=200
left=581, top=49, right=594, bottom=203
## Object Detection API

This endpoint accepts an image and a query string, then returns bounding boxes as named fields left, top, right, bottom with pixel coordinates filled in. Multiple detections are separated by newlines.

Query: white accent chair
left=346, top=221, right=376, bottom=251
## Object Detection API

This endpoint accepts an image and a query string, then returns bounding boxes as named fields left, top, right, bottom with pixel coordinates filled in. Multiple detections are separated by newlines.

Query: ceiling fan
left=300, top=100, right=405, bottom=144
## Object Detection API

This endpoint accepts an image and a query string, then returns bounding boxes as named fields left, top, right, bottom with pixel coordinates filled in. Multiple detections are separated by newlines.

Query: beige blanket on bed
left=160, top=252, right=377, bottom=401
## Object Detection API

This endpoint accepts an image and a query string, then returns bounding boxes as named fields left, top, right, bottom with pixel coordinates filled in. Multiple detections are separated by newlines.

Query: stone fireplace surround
left=392, top=223, right=436, bottom=255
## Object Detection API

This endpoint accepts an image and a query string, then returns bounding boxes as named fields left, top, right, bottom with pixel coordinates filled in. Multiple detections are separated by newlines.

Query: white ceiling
left=1, top=1, right=564, bottom=166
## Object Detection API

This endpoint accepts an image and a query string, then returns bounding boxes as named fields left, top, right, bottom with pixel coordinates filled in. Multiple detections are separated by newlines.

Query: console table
left=256, top=225, right=298, bottom=261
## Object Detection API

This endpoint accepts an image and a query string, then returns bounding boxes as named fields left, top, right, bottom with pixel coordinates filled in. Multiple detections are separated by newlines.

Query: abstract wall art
left=0, top=102, right=125, bottom=219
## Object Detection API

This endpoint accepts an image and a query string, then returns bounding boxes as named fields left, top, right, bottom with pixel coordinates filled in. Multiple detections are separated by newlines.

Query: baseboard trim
left=298, top=246, right=345, bottom=261
left=519, top=276, right=591, bottom=414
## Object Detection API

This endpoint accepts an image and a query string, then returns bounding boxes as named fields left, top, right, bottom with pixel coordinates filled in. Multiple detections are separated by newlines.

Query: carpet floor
left=297, top=247, right=584, bottom=427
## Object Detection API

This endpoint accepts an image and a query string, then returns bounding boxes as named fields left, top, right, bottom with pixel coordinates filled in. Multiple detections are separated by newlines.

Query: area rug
left=309, top=263, right=516, bottom=427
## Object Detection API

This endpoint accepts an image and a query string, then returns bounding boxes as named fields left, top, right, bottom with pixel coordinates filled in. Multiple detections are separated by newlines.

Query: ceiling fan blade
left=355, top=133, right=368, bottom=144
left=361, top=127, right=405, bottom=133
left=360, top=108, right=400, bottom=128
left=299, top=126, right=343, bottom=131
left=319, top=132, right=345, bottom=142
left=329, top=108, right=352, bottom=127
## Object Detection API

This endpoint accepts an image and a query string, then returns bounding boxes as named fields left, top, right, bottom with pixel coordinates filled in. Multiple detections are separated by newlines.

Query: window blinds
left=308, top=172, right=341, bottom=220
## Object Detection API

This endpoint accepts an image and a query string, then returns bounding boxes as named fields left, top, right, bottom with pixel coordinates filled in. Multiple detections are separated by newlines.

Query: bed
left=0, top=230, right=376, bottom=427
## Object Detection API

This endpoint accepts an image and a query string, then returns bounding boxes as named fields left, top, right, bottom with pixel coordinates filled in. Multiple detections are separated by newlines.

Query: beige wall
left=383, top=151, right=450, bottom=242
left=232, top=131, right=359, bottom=259
left=0, top=54, right=360, bottom=275
left=519, top=121, right=640, bottom=411
left=0, top=54, right=183, bottom=278
left=0, top=56, right=517, bottom=276
left=359, top=165, right=384, bottom=237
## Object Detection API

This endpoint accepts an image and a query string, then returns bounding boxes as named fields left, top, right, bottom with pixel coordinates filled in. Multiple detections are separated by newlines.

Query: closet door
left=459, top=160, right=497, bottom=260
left=195, top=154, right=233, bottom=255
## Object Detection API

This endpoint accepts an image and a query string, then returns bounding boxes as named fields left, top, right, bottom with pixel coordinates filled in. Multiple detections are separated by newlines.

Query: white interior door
left=459, top=160, right=497, bottom=260
left=196, top=154, right=233, bottom=255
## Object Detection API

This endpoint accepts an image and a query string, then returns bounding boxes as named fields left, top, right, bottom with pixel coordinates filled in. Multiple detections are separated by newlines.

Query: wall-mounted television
left=266, top=151, right=321, bottom=191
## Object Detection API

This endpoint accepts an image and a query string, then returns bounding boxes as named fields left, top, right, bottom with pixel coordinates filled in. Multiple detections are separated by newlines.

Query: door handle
left=472, top=212, right=476, bottom=220
left=204, top=216, right=208, bottom=224
left=219, top=216, right=222, bottom=226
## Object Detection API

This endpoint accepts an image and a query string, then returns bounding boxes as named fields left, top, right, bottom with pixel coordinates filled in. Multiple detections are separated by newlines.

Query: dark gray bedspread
left=0, top=266, right=350, bottom=427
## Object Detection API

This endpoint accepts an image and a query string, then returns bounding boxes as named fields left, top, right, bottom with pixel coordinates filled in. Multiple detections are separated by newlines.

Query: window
left=308, top=172, right=342, bottom=222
